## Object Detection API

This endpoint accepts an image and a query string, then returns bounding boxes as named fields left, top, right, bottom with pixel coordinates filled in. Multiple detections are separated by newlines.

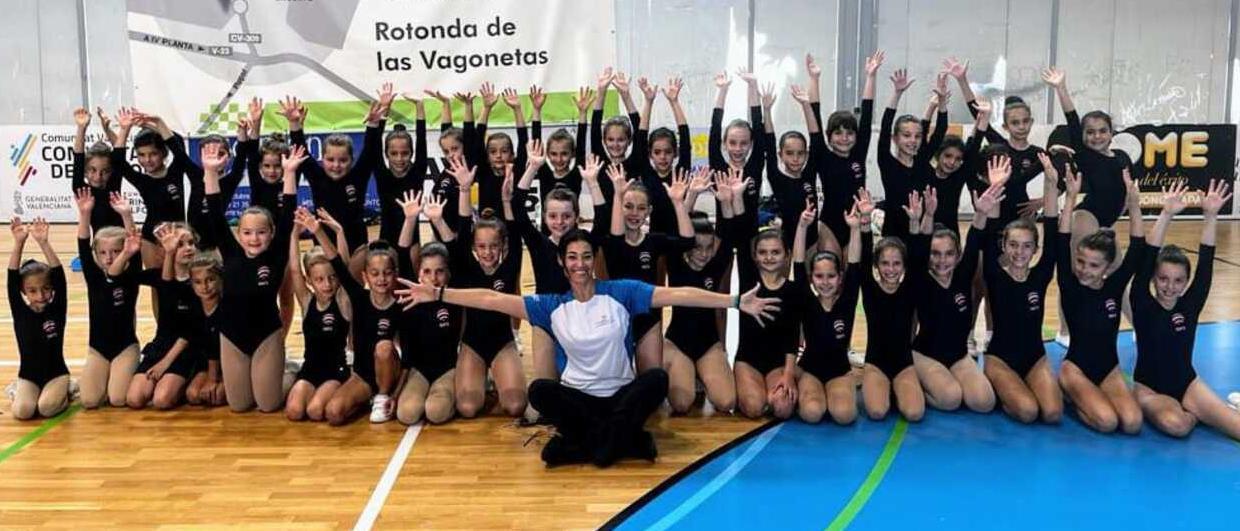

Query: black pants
left=529, top=368, right=668, bottom=451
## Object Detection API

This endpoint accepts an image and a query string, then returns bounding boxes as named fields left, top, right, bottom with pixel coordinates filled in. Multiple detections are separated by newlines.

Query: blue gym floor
left=607, top=322, right=1240, bottom=530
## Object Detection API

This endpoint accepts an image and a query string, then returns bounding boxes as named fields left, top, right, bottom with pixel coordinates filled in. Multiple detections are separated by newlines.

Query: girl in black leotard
left=590, top=68, right=643, bottom=182
left=185, top=253, right=227, bottom=408
left=1055, top=164, right=1145, bottom=434
left=663, top=173, right=743, bottom=414
left=113, top=110, right=191, bottom=273
left=124, top=225, right=201, bottom=410
left=1133, top=180, right=1240, bottom=440
left=374, top=97, right=429, bottom=245
left=877, top=70, right=947, bottom=244
left=71, top=107, right=124, bottom=234
left=435, top=158, right=527, bottom=419
left=604, top=164, right=695, bottom=383
left=708, top=70, right=766, bottom=215
left=910, top=164, right=1006, bottom=414
left=808, top=52, right=882, bottom=257
left=7, top=217, right=70, bottom=420
left=859, top=189, right=928, bottom=422
left=471, top=84, right=529, bottom=216
left=981, top=152, right=1064, bottom=424
left=627, top=77, right=693, bottom=235
left=794, top=196, right=865, bottom=425
left=284, top=216, right=353, bottom=422
left=202, top=141, right=300, bottom=413
left=531, top=86, right=591, bottom=205
left=73, top=187, right=141, bottom=410
left=763, top=83, right=821, bottom=254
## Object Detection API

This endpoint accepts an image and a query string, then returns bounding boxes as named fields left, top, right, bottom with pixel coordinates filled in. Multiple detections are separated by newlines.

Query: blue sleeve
left=608, top=279, right=654, bottom=316
left=523, top=293, right=561, bottom=330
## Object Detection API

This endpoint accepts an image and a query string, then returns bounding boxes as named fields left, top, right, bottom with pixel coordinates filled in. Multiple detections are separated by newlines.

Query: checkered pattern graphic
left=197, top=102, right=247, bottom=135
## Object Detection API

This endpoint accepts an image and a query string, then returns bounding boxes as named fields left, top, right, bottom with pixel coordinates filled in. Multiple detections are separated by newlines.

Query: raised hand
left=10, top=216, right=28, bottom=241
left=502, top=87, right=522, bottom=109
left=446, top=155, right=476, bottom=188
left=890, top=68, right=914, bottom=93
left=117, top=107, right=143, bottom=129
left=760, top=82, right=776, bottom=108
left=806, top=53, right=822, bottom=78
left=855, top=189, right=876, bottom=218
left=638, top=76, right=658, bottom=103
left=597, top=67, right=615, bottom=90
left=396, top=190, right=424, bottom=219
left=157, top=224, right=181, bottom=253
left=109, top=191, right=132, bottom=217
left=363, top=100, right=388, bottom=125
left=283, top=143, right=309, bottom=173
left=975, top=99, right=992, bottom=117
left=865, top=50, right=886, bottom=77
left=277, top=95, right=305, bottom=125
left=529, top=85, right=546, bottom=110
left=1063, top=164, right=1082, bottom=196
left=728, top=168, right=749, bottom=197
left=714, top=71, right=732, bottom=89
left=1202, top=179, right=1233, bottom=216
left=988, top=155, right=1012, bottom=187
left=29, top=217, right=50, bottom=244
left=1159, top=181, right=1190, bottom=216
left=73, top=107, right=91, bottom=128
left=612, top=71, right=631, bottom=95
left=688, top=166, right=712, bottom=196
left=200, top=143, right=230, bottom=173
left=422, top=194, right=447, bottom=222
left=665, top=168, right=689, bottom=203
left=789, top=85, right=810, bottom=105
left=293, top=207, right=319, bottom=233
left=248, top=97, right=264, bottom=125
left=74, top=188, right=95, bottom=214
left=736, top=67, right=758, bottom=86
left=606, top=163, right=630, bottom=196
left=315, top=208, right=342, bottom=234
left=479, top=82, right=498, bottom=108
left=972, top=183, right=1006, bottom=217
left=580, top=153, right=602, bottom=183
left=501, top=165, right=515, bottom=203
left=923, top=186, right=939, bottom=217
left=942, top=57, right=969, bottom=80
left=1041, top=67, right=1066, bottom=88
left=376, top=82, right=396, bottom=110
left=573, top=86, right=595, bottom=113
left=424, top=89, right=450, bottom=103
left=798, top=197, right=816, bottom=228
left=662, top=78, right=684, bottom=102
left=95, top=107, right=113, bottom=135
left=401, top=91, right=422, bottom=106
left=1122, top=167, right=1140, bottom=204
left=713, top=170, right=733, bottom=203
left=122, top=228, right=142, bottom=256
left=453, top=91, right=477, bottom=105
left=903, top=189, right=924, bottom=220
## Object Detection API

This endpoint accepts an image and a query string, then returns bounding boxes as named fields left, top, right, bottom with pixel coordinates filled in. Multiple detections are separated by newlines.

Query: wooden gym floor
left=1, top=220, right=1238, bottom=529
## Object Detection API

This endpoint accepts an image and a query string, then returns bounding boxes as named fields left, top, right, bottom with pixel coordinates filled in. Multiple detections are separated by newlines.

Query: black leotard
left=799, top=261, right=862, bottom=382
left=816, top=100, right=874, bottom=248
left=375, top=119, right=429, bottom=244
left=71, top=152, right=124, bottom=233
left=209, top=191, right=296, bottom=354
left=927, top=133, right=984, bottom=236
left=860, top=230, right=928, bottom=378
left=115, top=135, right=190, bottom=242
left=733, top=214, right=805, bottom=375
left=296, top=296, right=351, bottom=386
left=78, top=237, right=141, bottom=360
left=187, top=139, right=251, bottom=250
left=450, top=215, right=523, bottom=363
left=472, top=122, right=528, bottom=216
left=1132, top=243, right=1213, bottom=401
left=292, top=124, right=381, bottom=252
left=709, top=107, right=767, bottom=214
left=982, top=217, right=1058, bottom=377
left=9, top=267, right=69, bottom=387
left=604, top=230, right=693, bottom=339
left=966, top=101, right=1047, bottom=227
left=912, top=227, right=982, bottom=366
left=665, top=219, right=735, bottom=361
left=400, top=298, right=463, bottom=382
left=510, top=183, right=610, bottom=295
left=1064, top=110, right=1131, bottom=228
left=1056, top=231, right=1145, bottom=384
left=135, top=272, right=200, bottom=378
left=765, top=127, right=821, bottom=249
left=332, top=255, right=401, bottom=392
left=877, top=108, right=945, bottom=242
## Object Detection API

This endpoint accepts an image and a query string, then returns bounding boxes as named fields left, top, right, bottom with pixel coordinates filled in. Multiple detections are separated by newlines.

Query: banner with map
left=126, top=0, right=616, bottom=135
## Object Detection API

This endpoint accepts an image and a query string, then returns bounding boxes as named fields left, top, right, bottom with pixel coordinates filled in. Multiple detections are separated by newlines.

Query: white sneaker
left=68, top=378, right=80, bottom=401
left=1227, top=392, right=1240, bottom=411
left=370, top=394, right=393, bottom=423
left=1054, top=331, right=1071, bottom=348
left=847, top=350, right=865, bottom=368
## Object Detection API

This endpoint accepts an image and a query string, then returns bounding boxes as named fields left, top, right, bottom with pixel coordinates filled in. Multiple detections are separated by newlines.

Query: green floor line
left=824, top=418, right=909, bottom=531
left=0, top=404, right=81, bottom=464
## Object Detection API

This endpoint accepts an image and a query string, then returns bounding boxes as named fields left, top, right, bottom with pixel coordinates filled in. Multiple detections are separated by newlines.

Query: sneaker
left=370, top=394, right=393, bottom=423
left=1054, top=331, right=1071, bottom=348
left=68, top=378, right=80, bottom=401
left=967, top=336, right=979, bottom=358
left=1227, top=392, right=1240, bottom=411
left=3, top=381, right=14, bottom=401
left=847, top=350, right=865, bottom=368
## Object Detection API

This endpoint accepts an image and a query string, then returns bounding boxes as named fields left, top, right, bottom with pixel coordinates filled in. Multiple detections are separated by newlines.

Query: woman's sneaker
left=370, top=394, right=393, bottom=423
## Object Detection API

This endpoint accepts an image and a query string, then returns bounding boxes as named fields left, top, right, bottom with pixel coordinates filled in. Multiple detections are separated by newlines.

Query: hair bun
left=1004, top=96, right=1026, bottom=106
left=266, top=132, right=287, bottom=143
left=393, top=123, right=407, bottom=132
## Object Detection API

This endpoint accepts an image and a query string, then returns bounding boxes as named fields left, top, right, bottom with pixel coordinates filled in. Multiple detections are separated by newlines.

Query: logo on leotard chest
left=321, top=312, right=336, bottom=332
left=111, top=287, right=125, bottom=306
left=802, top=182, right=815, bottom=196
left=256, top=265, right=271, bottom=286
left=1170, top=313, right=1187, bottom=332
left=639, top=251, right=653, bottom=269
left=953, top=292, right=968, bottom=311
left=42, top=320, right=58, bottom=338
left=435, top=307, right=451, bottom=328
left=345, top=184, right=358, bottom=203
left=1026, top=291, right=1041, bottom=311
left=1021, top=159, right=1033, bottom=173
left=377, top=318, right=392, bottom=337
left=1104, top=298, right=1119, bottom=319
left=492, top=279, right=505, bottom=291
left=833, top=319, right=847, bottom=339
left=166, top=182, right=181, bottom=201
left=851, top=162, right=864, bottom=179
left=703, top=278, right=715, bottom=290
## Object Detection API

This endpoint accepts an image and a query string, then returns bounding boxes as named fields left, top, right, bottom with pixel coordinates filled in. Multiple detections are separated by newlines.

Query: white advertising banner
left=1, top=126, right=146, bottom=222
left=126, top=0, right=617, bottom=134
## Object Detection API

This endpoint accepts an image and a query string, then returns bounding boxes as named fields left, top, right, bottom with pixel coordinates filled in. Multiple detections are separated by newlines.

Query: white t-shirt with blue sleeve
left=523, top=279, right=655, bottom=397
